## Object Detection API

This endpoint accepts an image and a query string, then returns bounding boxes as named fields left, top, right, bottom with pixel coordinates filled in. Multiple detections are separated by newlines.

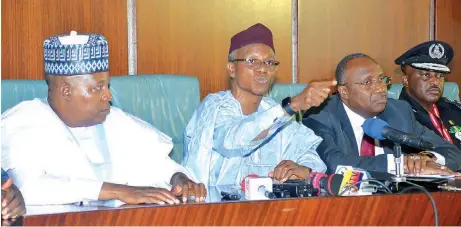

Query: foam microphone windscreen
left=362, top=118, right=388, bottom=140
left=328, top=174, right=344, bottom=196
left=307, top=172, right=328, bottom=196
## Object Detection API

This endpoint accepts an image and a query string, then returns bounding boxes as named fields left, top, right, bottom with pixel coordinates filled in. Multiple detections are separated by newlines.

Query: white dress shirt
left=343, top=103, right=385, bottom=156
left=343, top=103, right=397, bottom=173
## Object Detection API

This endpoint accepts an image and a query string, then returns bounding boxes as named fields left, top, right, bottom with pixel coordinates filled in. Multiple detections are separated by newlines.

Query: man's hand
left=268, top=160, right=311, bottom=182
left=404, top=154, right=432, bottom=175
left=170, top=173, right=207, bottom=203
left=290, top=80, right=337, bottom=112
left=404, top=154, right=461, bottom=176
left=1, top=178, right=26, bottom=220
left=420, top=162, right=461, bottom=176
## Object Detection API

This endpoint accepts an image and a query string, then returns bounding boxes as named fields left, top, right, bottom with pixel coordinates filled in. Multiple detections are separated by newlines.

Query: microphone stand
left=392, top=143, right=406, bottom=190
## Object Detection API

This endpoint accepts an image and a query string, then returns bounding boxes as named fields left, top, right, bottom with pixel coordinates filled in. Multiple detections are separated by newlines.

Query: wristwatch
left=281, top=97, right=297, bottom=116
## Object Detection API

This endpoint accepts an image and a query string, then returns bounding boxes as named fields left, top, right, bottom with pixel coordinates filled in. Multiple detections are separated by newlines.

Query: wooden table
left=21, top=190, right=461, bottom=226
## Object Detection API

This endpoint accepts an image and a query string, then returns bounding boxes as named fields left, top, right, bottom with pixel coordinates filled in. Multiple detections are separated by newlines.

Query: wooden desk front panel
left=24, top=192, right=461, bottom=226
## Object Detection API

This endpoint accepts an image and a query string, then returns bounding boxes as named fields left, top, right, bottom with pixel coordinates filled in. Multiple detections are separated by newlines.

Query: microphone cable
left=398, top=181, right=438, bottom=227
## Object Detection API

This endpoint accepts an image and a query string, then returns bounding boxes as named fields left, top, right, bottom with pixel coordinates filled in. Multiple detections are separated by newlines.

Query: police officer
left=396, top=40, right=461, bottom=150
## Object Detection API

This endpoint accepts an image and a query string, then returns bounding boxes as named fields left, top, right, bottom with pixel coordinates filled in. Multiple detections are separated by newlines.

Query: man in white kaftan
left=184, top=91, right=327, bottom=186
left=183, top=24, right=336, bottom=186
left=1, top=32, right=206, bottom=206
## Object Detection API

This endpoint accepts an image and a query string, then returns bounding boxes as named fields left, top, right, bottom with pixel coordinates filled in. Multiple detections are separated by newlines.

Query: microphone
left=362, top=118, right=435, bottom=151
left=306, top=172, right=344, bottom=196
left=258, top=185, right=276, bottom=199
left=306, top=170, right=376, bottom=196
left=334, top=166, right=376, bottom=196
left=241, top=174, right=275, bottom=200
left=328, top=174, right=345, bottom=195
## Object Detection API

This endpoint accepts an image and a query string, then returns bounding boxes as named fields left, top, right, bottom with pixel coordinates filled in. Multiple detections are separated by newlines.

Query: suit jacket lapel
left=377, top=109, right=395, bottom=155
left=334, top=97, right=360, bottom=155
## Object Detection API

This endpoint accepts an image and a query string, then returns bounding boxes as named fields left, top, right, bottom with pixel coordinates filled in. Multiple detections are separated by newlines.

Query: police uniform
left=396, top=41, right=461, bottom=150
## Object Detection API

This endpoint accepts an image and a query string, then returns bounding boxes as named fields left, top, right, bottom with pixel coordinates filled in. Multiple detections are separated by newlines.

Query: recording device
left=241, top=175, right=275, bottom=200
left=272, top=180, right=319, bottom=198
left=362, top=118, right=435, bottom=151
left=220, top=191, right=241, bottom=200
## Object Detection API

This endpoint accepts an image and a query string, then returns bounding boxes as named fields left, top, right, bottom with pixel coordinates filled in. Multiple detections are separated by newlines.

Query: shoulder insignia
left=449, top=125, right=461, bottom=134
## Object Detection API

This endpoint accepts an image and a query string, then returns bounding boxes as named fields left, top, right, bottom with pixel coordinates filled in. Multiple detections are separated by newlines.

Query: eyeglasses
left=230, top=58, right=280, bottom=72
left=340, top=76, right=392, bottom=90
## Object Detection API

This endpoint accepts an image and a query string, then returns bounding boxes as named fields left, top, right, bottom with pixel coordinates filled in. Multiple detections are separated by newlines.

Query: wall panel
left=298, top=0, right=431, bottom=84
left=137, top=0, right=292, bottom=97
left=1, top=0, right=128, bottom=80
left=436, top=0, right=461, bottom=92
left=4, top=0, right=459, bottom=98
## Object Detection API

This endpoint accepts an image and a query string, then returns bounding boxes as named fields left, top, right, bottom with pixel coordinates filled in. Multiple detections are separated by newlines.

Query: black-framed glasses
left=230, top=58, right=280, bottom=72
left=340, top=76, right=392, bottom=90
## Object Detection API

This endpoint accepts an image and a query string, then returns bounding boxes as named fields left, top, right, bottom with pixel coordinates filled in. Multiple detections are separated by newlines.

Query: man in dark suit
left=395, top=41, right=461, bottom=150
left=303, top=53, right=461, bottom=174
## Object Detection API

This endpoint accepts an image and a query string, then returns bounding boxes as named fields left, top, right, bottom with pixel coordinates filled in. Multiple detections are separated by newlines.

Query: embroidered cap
left=395, top=40, right=454, bottom=74
left=44, top=31, right=109, bottom=75
left=229, top=23, right=275, bottom=55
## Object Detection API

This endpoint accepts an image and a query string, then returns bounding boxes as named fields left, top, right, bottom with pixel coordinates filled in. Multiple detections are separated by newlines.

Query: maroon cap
left=229, top=23, right=275, bottom=54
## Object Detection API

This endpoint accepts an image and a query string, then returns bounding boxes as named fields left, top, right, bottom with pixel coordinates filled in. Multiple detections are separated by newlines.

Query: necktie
left=360, top=134, right=375, bottom=156
left=429, top=104, right=453, bottom=144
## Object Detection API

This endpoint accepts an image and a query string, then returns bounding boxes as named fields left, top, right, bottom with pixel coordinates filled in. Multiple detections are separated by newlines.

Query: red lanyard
left=428, top=104, right=453, bottom=144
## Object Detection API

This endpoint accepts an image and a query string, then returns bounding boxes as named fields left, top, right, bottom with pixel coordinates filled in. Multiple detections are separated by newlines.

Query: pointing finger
left=312, top=80, right=337, bottom=88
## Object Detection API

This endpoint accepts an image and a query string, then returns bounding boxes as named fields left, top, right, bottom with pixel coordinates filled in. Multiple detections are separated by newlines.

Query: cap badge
left=429, top=43, right=445, bottom=59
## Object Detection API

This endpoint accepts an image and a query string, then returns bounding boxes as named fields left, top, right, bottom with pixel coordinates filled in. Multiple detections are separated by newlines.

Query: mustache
left=426, top=86, right=441, bottom=92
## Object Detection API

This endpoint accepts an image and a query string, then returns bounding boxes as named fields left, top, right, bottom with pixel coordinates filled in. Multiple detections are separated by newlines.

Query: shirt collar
left=343, top=103, right=366, bottom=131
